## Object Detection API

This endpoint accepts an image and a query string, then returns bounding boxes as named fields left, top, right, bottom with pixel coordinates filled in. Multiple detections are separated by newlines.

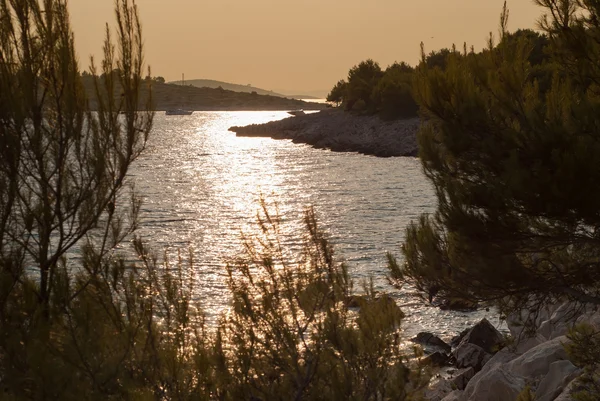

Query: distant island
left=81, top=75, right=327, bottom=111
left=170, top=78, right=323, bottom=100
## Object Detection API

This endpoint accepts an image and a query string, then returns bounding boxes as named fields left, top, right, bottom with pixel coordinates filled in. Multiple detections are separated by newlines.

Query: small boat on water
left=287, top=110, right=305, bottom=116
left=166, top=108, right=193, bottom=115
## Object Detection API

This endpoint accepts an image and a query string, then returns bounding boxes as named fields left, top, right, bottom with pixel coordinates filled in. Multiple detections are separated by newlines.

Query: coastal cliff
left=229, top=109, right=420, bottom=157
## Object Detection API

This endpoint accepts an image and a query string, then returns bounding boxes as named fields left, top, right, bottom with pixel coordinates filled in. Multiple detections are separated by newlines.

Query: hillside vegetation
left=81, top=75, right=326, bottom=111
left=387, top=2, right=600, bottom=398
left=176, top=78, right=286, bottom=97
left=0, top=1, right=425, bottom=400
left=327, top=28, right=548, bottom=120
left=6, top=0, right=600, bottom=399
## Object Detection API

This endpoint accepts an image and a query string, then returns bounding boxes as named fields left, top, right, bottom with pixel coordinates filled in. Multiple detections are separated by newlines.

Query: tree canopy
left=345, top=59, right=384, bottom=112
left=0, top=1, right=427, bottom=399
left=327, top=59, right=419, bottom=119
left=390, top=0, right=600, bottom=320
left=326, top=79, right=347, bottom=104
left=372, top=62, right=418, bottom=119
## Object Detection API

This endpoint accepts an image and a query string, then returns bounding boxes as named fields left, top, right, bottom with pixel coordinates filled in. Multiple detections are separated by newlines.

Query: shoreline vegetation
left=172, top=78, right=324, bottom=100
left=80, top=75, right=327, bottom=111
left=229, top=108, right=419, bottom=157
left=4, top=0, right=600, bottom=400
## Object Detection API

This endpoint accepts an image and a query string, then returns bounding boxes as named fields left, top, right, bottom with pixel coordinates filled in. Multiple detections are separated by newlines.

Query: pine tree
left=391, top=1, right=600, bottom=317
left=0, top=3, right=430, bottom=399
left=0, top=1, right=161, bottom=398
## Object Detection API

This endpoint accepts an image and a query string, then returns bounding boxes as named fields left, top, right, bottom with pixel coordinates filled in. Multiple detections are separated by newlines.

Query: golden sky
left=69, top=0, right=542, bottom=95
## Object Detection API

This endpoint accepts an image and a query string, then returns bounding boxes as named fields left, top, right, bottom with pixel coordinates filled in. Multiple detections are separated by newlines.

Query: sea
left=129, top=111, right=502, bottom=342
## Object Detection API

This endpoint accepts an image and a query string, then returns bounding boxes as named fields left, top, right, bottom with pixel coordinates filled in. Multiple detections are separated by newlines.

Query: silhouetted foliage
left=0, top=1, right=428, bottom=399
left=345, top=59, right=383, bottom=112
left=372, top=63, right=418, bottom=119
left=565, top=324, right=600, bottom=400
left=327, top=60, right=419, bottom=119
left=326, top=79, right=347, bottom=104
left=389, top=4, right=600, bottom=394
left=498, top=29, right=550, bottom=66
left=0, top=0, right=155, bottom=397
left=389, top=0, right=600, bottom=340
left=421, top=48, right=453, bottom=70
left=213, top=204, right=429, bottom=400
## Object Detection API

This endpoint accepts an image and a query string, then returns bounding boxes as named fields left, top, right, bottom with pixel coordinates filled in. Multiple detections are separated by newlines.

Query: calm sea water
left=130, top=111, right=501, bottom=340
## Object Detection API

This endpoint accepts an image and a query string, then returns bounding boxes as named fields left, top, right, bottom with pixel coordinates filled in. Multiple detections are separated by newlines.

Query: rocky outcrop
left=535, top=360, right=580, bottom=401
left=451, top=368, right=475, bottom=391
left=462, top=367, right=526, bottom=401
left=457, top=318, right=505, bottom=354
left=412, top=332, right=452, bottom=353
left=453, top=343, right=491, bottom=371
left=422, top=318, right=506, bottom=401
left=425, top=301, right=600, bottom=401
left=228, top=109, right=420, bottom=157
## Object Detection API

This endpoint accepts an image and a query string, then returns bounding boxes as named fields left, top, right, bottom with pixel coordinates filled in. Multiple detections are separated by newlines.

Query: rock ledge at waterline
left=228, top=109, right=420, bottom=157
left=423, top=302, right=600, bottom=401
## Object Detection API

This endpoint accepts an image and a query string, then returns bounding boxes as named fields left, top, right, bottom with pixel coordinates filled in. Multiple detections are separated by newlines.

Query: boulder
left=461, top=348, right=519, bottom=400
left=575, top=307, right=600, bottom=330
left=440, top=390, right=463, bottom=401
left=412, top=332, right=452, bottom=353
left=424, top=379, right=454, bottom=401
left=453, top=343, right=491, bottom=371
left=535, top=360, right=580, bottom=401
left=506, top=303, right=560, bottom=339
left=553, top=377, right=582, bottom=401
left=456, top=304, right=597, bottom=401
left=458, top=318, right=505, bottom=354
left=450, top=367, right=475, bottom=391
left=421, top=351, right=450, bottom=367
left=462, top=367, right=525, bottom=401
left=450, top=328, right=470, bottom=349
left=512, top=334, right=545, bottom=355
left=538, top=302, right=584, bottom=340
left=506, top=335, right=569, bottom=378
left=476, top=347, right=519, bottom=376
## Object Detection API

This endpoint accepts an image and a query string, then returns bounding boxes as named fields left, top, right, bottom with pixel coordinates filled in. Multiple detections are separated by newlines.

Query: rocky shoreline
left=417, top=302, right=599, bottom=401
left=231, top=108, right=594, bottom=400
left=228, top=108, right=420, bottom=157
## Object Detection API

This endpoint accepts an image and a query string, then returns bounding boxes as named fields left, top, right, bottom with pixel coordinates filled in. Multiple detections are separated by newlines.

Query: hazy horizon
left=69, top=0, right=542, bottom=95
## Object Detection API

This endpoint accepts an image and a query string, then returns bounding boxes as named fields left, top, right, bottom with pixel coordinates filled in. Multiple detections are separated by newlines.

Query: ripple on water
left=131, top=111, right=505, bottom=338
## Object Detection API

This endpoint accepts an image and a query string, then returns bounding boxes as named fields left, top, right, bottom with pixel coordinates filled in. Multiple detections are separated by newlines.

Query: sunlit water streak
left=130, top=111, right=502, bottom=341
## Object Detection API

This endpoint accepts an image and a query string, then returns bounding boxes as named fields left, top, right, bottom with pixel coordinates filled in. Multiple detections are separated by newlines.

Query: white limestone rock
left=440, top=390, right=463, bottom=401
left=424, top=378, right=454, bottom=401
left=462, top=367, right=525, bottom=401
left=535, top=360, right=580, bottom=401
left=453, top=303, right=598, bottom=401
left=476, top=347, right=519, bottom=376
left=506, top=335, right=569, bottom=378
left=512, top=333, right=546, bottom=355
left=553, top=377, right=582, bottom=401
left=538, top=302, right=584, bottom=340
left=506, top=303, right=559, bottom=339
left=575, top=307, right=600, bottom=330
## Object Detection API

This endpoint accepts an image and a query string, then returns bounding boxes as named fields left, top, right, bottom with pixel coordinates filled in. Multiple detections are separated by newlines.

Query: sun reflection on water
left=130, top=111, right=502, bottom=340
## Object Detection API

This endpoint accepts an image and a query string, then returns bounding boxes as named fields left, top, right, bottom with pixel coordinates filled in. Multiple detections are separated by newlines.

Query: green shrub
left=0, top=2, right=429, bottom=399
left=390, top=0, right=600, bottom=321
left=212, top=205, right=428, bottom=400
